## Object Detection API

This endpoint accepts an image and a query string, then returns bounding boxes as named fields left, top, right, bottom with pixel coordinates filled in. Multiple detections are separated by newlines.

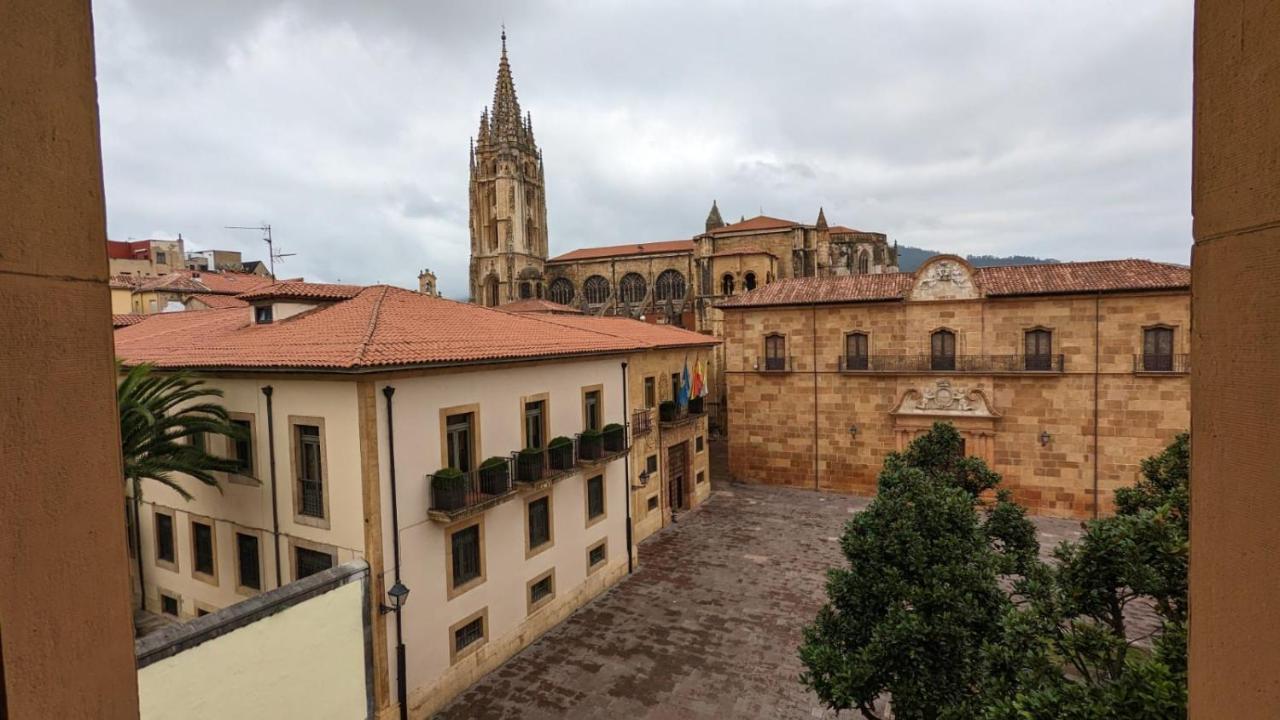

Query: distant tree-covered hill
left=895, top=245, right=1059, bottom=272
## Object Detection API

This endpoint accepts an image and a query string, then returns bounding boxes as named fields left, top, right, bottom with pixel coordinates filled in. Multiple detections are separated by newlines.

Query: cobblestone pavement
left=437, top=441, right=1154, bottom=718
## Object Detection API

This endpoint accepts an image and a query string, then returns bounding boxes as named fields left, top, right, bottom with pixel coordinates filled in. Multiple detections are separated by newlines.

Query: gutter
left=621, top=362, right=634, bottom=574
left=261, top=385, right=283, bottom=588
left=382, top=386, right=409, bottom=720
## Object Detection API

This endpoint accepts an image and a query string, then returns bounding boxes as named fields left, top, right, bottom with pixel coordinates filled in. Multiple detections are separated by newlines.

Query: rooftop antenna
left=224, top=223, right=294, bottom=279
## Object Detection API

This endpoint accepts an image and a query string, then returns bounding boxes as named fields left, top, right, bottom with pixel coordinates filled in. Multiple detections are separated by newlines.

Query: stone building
left=718, top=255, right=1190, bottom=518
left=418, top=268, right=440, bottom=296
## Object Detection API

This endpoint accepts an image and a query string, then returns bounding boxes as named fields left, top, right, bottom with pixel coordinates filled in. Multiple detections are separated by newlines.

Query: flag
left=679, top=357, right=691, bottom=407
left=691, top=358, right=705, bottom=398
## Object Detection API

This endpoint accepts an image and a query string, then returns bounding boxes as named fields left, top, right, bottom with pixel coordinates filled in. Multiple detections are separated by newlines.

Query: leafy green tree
left=800, top=422, right=1038, bottom=719
left=976, top=434, right=1190, bottom=720
left=118, top=362, right=249, bottom=610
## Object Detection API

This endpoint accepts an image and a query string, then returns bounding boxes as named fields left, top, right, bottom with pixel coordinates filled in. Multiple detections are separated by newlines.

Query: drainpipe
left=382, top=386, right=408, bottom=720
left=262, top=385, right=282, bottom=588
left=1093, top=293, right=1101, bottom=520
left=812, top=305, right=819, bottom=491
left=621, top=362, right=634, bottom=574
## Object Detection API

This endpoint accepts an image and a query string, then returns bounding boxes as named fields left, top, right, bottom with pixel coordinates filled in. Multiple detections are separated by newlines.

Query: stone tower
left=705, top=200, right=725, bottom=233
left=469, top=31, right=549, bottom=307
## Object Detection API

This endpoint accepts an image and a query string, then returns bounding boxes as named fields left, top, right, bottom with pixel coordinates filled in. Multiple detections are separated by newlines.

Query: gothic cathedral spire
left=469, top=30, right=549, bottom=307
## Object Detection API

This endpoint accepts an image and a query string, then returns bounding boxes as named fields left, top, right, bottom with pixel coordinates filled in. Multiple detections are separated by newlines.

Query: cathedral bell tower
left=469, top=31, right=549, bottom=307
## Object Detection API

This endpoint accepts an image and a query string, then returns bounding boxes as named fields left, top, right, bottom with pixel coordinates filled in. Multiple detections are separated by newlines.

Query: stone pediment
left=890, top=379, right=1000, bottom=419
left=909, top=256, right=981, bottom=301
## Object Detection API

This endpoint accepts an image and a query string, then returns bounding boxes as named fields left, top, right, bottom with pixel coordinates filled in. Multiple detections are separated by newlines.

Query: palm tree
left=118, top=362, right=250, bottom=613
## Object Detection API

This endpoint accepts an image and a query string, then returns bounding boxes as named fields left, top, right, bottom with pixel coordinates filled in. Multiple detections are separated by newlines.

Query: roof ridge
left=353, top=286, right=391, bottom=366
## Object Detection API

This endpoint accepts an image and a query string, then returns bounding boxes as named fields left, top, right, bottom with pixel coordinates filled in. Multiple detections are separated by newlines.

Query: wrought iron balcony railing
left=1133, top=353, right=1189, bottom=374
left=759, top=355, right=794, bottom=373
left=427, top=460, right=514, bottom=518
left=837, top=353, right=1066, bottom=373
left=631, top=408, right=653, bottom=437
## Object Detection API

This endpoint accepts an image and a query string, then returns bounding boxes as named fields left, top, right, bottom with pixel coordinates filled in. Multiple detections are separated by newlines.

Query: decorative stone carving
left=911, top=259, right=979, bottom=301
left=891, top=379, right=1000, bottom=418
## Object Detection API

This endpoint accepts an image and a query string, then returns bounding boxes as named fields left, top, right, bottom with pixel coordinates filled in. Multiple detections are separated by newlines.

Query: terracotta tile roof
left=547, top=240, right=694, bottom=263
left=522, top=314, right=719, bottom=350
left=112, top=313, right=147, bottom=328
left=109, top=275, right=142, bottom=289
left=190, top=270, right=280, bottom=295
left=114, top=286, right=668, bottom=370
left=187, top=294, right=249, bottom=309
left=236, top=281, right=364, bottom=302
left=706, top=215, right=799, bottom=235
left=717, top=259, right=1190, bottom=309
left=132, top=270, right=277, bottom=295
left=501, top=298, right=583, bottom=314
left=827, top=225, right=865, bottom=234
left=975, top=259, right=1190, bottom=296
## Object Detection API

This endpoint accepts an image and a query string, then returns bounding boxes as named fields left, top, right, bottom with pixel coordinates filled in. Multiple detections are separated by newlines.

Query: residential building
left=114, top=283, right=713, bottom=716
left=718, top=255, right=1190, bottom=518
left=185, top=248, right=269, bottom=275
left=127, top=268, right=276, bottom=314
left=107, top=237, right=188, bottom=277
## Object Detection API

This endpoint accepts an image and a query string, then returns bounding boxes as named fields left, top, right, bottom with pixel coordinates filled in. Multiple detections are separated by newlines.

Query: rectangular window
left=297, top=425, right=324, bottom=518
left=696, top=435, right=705, bottom=453
left=644, top=377, right=656, bottom=408
left=646, top=455, right=658, bottom=474
left=295, top=546, right=333, bottom=580
left=1024, top=329, right=1053, bottom=371
left=529, top=573, right=554, bottom=608
left=160, top=593, right=179, bottom=617
left=647, top=495, right=659, bottom=512
left=155, top=250, right=167, bottom=265
left=236, top=532, right=261, bottom=591
left=670, top=373, right=680, bottom=401
left=451, top=524, right=482, bottom=589
left=587, top=540, right=607, bottom=572
left=254, top=305, right=273, bottom=324
left=931, top=330, right=956, bottom=371
left=765, top=335, right=786, bottom=371
left=697, top=471, right=705, bottom=485
left=1143, top=327, right=1175, bottom=371
left=528, top=496, right=551, bottom=551
left=230, top=419, right=253, bottom=474
left=586, top=475, right=605, bottom=521
left=192, top=520, right=215, bottom=578
left=523, top=400, right=545, bottom=450
left=583, top=390, right=601, bottom=431
left=454, top=616, right=485, bottom=654
left=845, top=333, right=869, bottom=370
left=155, top=511, right=175, bottom=566
left=446, top=413, right=474, bottom=472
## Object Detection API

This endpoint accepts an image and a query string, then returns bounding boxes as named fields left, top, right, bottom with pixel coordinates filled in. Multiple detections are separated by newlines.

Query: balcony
left=757, top=355, right=795, bottom=373
left=659, top=397, right=707, bottom=429
left=631, top=408, right=653, bottom=437
left=1134, top=353, right=1189, bottom=374
left=837, top=353, right=1066, bottom=374
left=511, top=441, right=579, bottom=489
left=427, top=460, right=516, bottom=522
left=576, top=424, right=629, bottom=466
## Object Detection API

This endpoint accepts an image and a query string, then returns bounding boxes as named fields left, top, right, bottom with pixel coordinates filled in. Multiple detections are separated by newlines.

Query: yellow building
left=115, top=283, right=713, bottom=717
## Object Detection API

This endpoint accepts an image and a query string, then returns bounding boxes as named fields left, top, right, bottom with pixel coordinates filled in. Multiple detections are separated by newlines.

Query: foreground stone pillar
left=1190, top=1, right=1280, bottom=717
left=0, top=1, right=141, bottom=717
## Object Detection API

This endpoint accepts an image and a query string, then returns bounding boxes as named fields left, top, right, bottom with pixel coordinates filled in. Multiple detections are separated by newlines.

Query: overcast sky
left=93, top=0, right=1193, bottom=298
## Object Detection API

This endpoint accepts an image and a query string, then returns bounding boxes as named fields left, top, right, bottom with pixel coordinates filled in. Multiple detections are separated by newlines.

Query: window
left=586, top=475, right=605, bottom=522
left=528, top=570, right=555, bottom=614
left=587, top=540, right=608, bottom=573
left=743, top=272, right=757, bottom=291
left=160, top=593, right=180, bottom=617
left=670, top=373, right=680, bottom=402
left=655, top=270, right=686, bottom=301
left=721, top=273, right=735, bottom=296
left=857, top=251, right=870, bottom=274
left=845, top=332, right=869, bottom=370
left=524, top=400, right=545, bottom=450
left=764, top=334, right=786, bottom=371
left=530, top=575, right=553, bottom=604
left=619, top=272, right=646, bottom=304
left=446, top=413, right=474, bottom=472
left=583, top=275, right=610, bottom=305
left=519, top=281, right=532, bottom=299
left=254, top=305, right=273, bottom=324
left=527, top=495, right=552, bottom=553
left=1024, top=328, right=1053, bottom=370
left=646, top=455, right=658, bottom=474
left=548, top=277, right=574, bottom=305
left=453, top=614, right=486, bottom=656
left=1143, top=326, right=1175, bottom=371
left=450, top=523, right=482, bottom=591
left=236, top=532, right=261, bottom=592
left=696, top=435, right=704, bottom=453
left=155, top=250, right=167, bottom=265
left=697, top=471, right=705, bottom=484
left=295, top=546, right=333, bottom=579
left=191, top=519, right=215, bottom=579
left=154, top=511, right=176, bottom=569
left=583, top=389, right=601, bottom=431
left=931, top=330, right=956, bottom=371
left=647, top=496, right=659, bottom=512
left=229, top=418, right=253, bottom=474
left=644, top=377, right=656, bottom=408
left=296, top=424, right=325, bottom=519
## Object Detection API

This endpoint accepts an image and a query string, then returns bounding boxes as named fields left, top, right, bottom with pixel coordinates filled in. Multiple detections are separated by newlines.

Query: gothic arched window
left=583, top=275, right=610, bottom=305
left=857, top=250, right=871, bottom=274
left=655, top=269, right=686, bottom=301
left=743, top=272, right=757, bottom=291
left=548, top=277, right=574, bottom=305
left=619, top=273, right=647, bottom=304
left=721, top=274, right=735, bottom=296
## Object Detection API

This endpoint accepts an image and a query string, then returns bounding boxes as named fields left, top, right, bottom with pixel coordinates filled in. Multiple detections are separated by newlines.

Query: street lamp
left=1039, top=431, right=1052, bottom=447
left=382, top=581, right=410, bottom=615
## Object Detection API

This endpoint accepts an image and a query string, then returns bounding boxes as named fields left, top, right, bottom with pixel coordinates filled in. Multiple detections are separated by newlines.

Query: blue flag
left=679, top=357, right=691, bottom=407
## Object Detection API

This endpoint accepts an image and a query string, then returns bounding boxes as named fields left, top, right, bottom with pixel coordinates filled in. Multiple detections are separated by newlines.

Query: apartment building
left=719, top=255, right=1190, bottom=518
left=114, top=283, right=714, bottom=716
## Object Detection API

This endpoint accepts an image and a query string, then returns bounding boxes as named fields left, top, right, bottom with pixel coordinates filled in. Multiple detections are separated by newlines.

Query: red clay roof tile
left=501, top=298, right=583, bottom=314
left=706, top=215, right=799, bottom=235
left=236, top=281, right=364, bottom=302
left=547, top=240, right=694, bottom=263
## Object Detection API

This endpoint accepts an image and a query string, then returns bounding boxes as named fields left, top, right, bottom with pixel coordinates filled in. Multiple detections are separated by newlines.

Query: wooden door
left=667, top=442, right=687, bottom=511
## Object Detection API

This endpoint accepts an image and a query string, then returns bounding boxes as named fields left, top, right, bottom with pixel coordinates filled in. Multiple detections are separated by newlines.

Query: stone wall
left=723, top=290, right=1191, bottom=518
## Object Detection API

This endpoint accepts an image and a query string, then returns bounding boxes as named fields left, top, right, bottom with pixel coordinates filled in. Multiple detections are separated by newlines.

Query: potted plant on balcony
left=431, top=467, right=466, bottom=512
left=659, top=400, right=678, bottom=422
left=579, top=428, right=603, bottom=461
left=602, top=422, right=626, bottom=453
left=688, top=395, right=704, bottom=415
left=478, top=456, right=509, bottom=495
left=517, top=447, right=543, bottom=484
left=548, top=436, right=575, bottom=471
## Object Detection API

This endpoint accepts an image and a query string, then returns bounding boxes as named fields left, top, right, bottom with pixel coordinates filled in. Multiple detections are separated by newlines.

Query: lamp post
left=381, top=582, right=410, bottom=615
